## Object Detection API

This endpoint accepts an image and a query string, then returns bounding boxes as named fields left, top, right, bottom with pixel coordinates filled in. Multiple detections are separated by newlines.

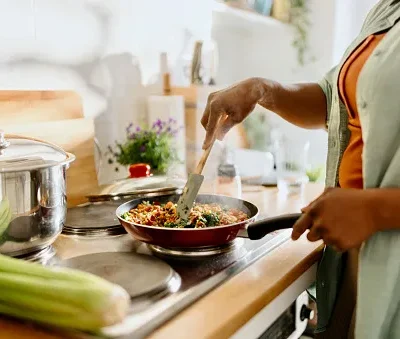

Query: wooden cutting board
left=3, top=118, right=98, bottom=207
left=0, top=90, right=83, bottom=124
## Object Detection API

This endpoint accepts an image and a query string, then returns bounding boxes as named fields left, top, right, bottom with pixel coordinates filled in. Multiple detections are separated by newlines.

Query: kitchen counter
left=0, top=183, right=325, bottom=339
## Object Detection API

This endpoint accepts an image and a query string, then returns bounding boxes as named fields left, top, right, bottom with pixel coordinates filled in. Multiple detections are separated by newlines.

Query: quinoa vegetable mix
left=121, top=201, right=249, bottom=228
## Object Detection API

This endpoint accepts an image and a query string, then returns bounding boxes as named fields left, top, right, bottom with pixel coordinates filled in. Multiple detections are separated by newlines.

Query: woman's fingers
left=203, top=108, right=229, bottom=149
left=203, top=103, right=223, bottom=149
left=307, top=223, right=324, bottom=242
left=215, top=115, right=235, bottom=141
left=291, top=213, right=313, bottom=240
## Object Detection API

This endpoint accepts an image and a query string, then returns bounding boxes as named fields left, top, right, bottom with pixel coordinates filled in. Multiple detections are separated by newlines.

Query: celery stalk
left=0, top=272, right=129, bottom=322
left=0, top=254, right=130, bottom=331
left=0, top=303, right=109, bottom=330
left=0, top=288, right=83, bottom=315
left=0, top=253, right=109, bottom=285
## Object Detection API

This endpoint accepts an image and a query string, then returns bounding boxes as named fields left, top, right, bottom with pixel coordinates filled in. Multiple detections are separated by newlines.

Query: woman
left=201, top=1, right=400, bottom=338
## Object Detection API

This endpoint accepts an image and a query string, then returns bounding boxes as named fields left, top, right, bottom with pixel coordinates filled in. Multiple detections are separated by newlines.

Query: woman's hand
left=200, top=78, right=267, bottom=149
left=291, top=188, right=379, bottom=252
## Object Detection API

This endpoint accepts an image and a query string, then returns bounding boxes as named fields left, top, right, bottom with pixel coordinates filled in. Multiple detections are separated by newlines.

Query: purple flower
left=168, top=117, right=177, bottom=124
left=152, top=119, right=163, bottom=129
left=136, top=126, right=141, bottom=132
left=140, top=145, right=146, bottom=152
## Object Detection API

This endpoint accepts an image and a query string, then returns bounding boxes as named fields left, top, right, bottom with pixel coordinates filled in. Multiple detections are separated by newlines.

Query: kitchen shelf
left=213, top=1, right=289, bottom=29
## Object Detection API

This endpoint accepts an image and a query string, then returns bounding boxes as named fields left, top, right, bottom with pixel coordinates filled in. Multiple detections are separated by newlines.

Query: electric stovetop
left=44, top=223, right=291, bottom=339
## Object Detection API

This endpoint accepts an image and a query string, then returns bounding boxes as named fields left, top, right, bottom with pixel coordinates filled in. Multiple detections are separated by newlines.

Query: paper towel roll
left=147, top=95, right=186, bottom=176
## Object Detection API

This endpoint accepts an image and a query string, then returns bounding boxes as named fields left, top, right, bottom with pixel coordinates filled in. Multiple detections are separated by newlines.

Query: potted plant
left=107, top=119, right=181, bottom=177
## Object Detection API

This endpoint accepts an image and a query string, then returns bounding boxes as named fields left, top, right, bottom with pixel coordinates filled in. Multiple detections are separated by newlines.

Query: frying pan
left=116, top=194, right=301, bottom=248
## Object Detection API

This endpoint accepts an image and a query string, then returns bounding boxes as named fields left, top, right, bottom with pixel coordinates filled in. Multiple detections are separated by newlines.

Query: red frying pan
left=116, top=193, right=301, bottom=248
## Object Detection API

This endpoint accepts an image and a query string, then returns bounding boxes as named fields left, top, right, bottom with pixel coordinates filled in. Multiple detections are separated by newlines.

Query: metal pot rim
left=0, top=152, right=76, bottom=173
left=0, top=133, right=76, bottom=173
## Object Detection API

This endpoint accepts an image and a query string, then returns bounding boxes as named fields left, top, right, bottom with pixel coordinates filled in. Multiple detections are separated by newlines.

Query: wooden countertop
left=0, top=184, right=325, bottom=339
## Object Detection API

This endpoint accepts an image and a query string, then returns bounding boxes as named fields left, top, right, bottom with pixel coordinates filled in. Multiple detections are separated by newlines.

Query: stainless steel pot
left=0, top=132, right=75, bottom=256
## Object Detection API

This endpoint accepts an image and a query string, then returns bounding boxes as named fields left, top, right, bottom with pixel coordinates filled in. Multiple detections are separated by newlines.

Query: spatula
left=176, top=122, right=221, bottom=222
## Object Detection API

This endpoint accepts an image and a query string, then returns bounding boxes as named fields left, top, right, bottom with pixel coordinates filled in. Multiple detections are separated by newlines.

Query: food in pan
left=121, top=201, right=249, bottom=228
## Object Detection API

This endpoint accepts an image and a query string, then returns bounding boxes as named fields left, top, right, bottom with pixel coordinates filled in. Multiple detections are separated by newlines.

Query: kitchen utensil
left=234, top=149, right=274, bottom=180
left=3, top=118, right=97, bottom=207
left=0, top=132, right=75, bottom=256
left=86, top=176, right=184, bottom=203
left=175, top=129, right=218, bottom=221
left=190, top=40, right=203, bottom=85
left=116, top=193, right=302, bottom=248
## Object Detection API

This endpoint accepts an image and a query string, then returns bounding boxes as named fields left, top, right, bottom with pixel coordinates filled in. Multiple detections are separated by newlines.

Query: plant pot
left=271, top=0, right=291, bottom=22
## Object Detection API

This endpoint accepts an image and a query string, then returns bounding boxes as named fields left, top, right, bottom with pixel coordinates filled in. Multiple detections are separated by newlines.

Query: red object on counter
left=129, top=163, right=151, bottom=178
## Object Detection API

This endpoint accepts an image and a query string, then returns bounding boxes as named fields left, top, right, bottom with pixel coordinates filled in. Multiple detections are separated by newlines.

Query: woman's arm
left=258, top=79, right=328, bottom=129
left=201, top=77, right=329, bottom=149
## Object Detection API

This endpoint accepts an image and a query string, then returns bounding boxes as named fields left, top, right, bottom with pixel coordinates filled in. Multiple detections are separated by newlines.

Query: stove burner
left=147, top=239, right=245, bottom=258
left=62, top=225, right=126, bottom=238
left=58, top=252, right=181, bottom=298
left=64, top=201, right=122, bottom=229
left=62, top=201, right=127, bottom=238
left=14, top=246, right=56, bottom=263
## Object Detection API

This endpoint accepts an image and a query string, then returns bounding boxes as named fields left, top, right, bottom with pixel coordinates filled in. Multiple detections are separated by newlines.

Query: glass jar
left=216, top=146, right=242, bottom=198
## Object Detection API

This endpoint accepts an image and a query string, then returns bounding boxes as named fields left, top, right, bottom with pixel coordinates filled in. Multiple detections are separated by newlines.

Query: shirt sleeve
left=318, top=66, right=337, bottom=129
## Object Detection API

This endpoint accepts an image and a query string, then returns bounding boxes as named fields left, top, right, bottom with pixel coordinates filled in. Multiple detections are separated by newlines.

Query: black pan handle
left=247, top=213, right=302, bottom=240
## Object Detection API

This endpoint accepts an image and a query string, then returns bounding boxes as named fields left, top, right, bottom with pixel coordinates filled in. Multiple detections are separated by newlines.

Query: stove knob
left=300, top=305, right=315, bottom=321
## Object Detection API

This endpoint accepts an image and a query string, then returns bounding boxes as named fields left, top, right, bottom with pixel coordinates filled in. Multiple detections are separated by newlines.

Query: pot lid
left=0, top=132, right=75, bottom=172
left=86, top=176, right=185, bottom=202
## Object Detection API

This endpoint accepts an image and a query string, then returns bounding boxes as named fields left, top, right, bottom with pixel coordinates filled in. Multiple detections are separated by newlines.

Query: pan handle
left=247, top=213, right=302, bottom=240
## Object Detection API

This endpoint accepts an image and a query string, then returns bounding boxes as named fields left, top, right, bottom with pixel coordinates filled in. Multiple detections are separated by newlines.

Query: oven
left=231, top=265, right=317, bottom=339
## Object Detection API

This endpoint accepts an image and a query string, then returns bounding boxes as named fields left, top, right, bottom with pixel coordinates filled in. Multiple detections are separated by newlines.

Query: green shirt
left=315, top=1, right=400, bottom=337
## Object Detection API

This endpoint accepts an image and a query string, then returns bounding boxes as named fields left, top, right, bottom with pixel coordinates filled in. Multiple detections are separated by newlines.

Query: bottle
left=217, top=146, right=242, bottom=198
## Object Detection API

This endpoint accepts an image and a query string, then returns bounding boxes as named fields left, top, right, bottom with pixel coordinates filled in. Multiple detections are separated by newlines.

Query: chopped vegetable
left=203, top=213, right=220, bottom=227
left=0, top=254, right=130, bottom=331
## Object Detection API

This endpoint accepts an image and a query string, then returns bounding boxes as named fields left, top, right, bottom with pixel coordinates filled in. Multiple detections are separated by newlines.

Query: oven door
left=231, top=266, right=316, bottom=339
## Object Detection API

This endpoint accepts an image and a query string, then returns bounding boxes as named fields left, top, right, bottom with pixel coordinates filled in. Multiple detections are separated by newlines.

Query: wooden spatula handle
left=194, top=116, right=223, bottom=175
left=194, top=140, right=215, bottom=175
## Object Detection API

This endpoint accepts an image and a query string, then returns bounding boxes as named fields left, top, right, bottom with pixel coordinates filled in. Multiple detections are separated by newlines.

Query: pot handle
left=246, top=213, right=302, bottom=240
